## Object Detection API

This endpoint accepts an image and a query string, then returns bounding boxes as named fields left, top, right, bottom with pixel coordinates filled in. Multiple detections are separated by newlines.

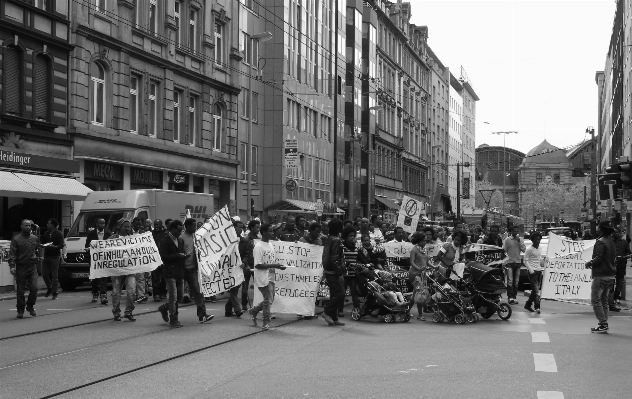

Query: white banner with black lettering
left=541, top=232, right=595, bottom=299
left=89, top=232, right=162, bottom=279
left=195, top=206, right=244, bottom=296
left=253, top=241, right=324, bottom=316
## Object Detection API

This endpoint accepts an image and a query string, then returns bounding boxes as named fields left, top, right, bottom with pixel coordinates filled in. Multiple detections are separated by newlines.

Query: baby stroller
left=461, top=261, right=512, bottom=320
left=351, top=269, right=411, bottom=323
left=426, top=269, right=477, bottom=324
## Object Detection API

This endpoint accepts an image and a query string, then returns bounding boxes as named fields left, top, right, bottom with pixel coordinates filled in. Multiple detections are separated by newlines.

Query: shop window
left=214, top=22, right=224, bottom=65
left=3, top=46, right=22, bottom=116
left=148, top=82, right=158, bottom=137
left=34, top=55, right=50, bottom=121
left=91, top=62, right=106, bottom=126
left=130, top=74, right=140, bottom=134
left=192, top=176, right=204, bottom=193
left=212, top=103, right=223, bottom=151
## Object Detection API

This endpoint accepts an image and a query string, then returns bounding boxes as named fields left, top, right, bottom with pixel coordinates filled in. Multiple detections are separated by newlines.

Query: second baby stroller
left=351, top=268, right=411, bottom=323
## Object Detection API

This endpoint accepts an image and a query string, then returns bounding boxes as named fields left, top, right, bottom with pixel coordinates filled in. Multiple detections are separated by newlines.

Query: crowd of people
left=6, top=214, right=630, bottom=334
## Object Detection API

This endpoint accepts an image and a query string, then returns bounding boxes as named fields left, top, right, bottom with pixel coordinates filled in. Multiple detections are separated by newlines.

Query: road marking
left=0, top=347, right=90, bottom=370
left=537, top=391, right=564, bottom=399
left=529, top=318, right=546, bottom=324
left=531, top=332, right=550, bottom=343
left=533, top=354, right=557, bottom=372
left=426, top=365, right=437, bottom=367
left=398, top=371, right=410, bottom=373
left=47, top=309, right=73, bottom=311
left=408, top=368, right=418, bottom=371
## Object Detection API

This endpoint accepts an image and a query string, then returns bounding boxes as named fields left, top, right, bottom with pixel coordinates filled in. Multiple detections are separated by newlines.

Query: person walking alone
left=41, top=218, right=65, bottom=300
left=524, top=231, right=544, bottom=314
left=9, top=219, right=40, bottom=318
left=321, top=218, right=346, bottom=326
left=248, top=223, right=285, bottom=330
left=180, top=218, right=214, bottom=323
left=586, top=220, right=617, bottom=333
left=503, top=226, right=526, bottom=305
left=86, top=218, right=110, bottom=304
left=109, top=219, right=137, bottom=322
left=158, top=220, right=188, bottom=328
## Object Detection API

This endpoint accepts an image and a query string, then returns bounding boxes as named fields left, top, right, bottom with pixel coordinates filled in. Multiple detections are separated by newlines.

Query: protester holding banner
left=239, top=219, right=260, bottom=310
left=157, top=220, right=188, bottom=328
left=151, top=219, right=168, bottom=302
left=224, top=219, right=246, bottom=318
left=248, top=223, right=285, bottom=330
left=86, top=218, right=110, bottom=305
left=524, top=232, right=544, bottom=314
left=181, top=218, right=215, bottom=323
left=321, top=218, right=346, bottom=326
left=108, top=219, right=138, bottom=322
left=409, top=232, right=429, bottom=320
left=585, top=220, right=617, bottom=333
left=300, top=223, right=323, bottom=246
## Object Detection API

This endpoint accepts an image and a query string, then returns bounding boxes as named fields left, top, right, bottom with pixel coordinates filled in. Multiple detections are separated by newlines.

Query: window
left=252, top=146, right=258, bottom=183
left=252, top=92, right=259, bottom=123
left=188, top=95, right=196, bottom=145
left=240, top=32, right=259, bottom=67
left=189, top=8, right=197, bottom=51
left=173, top=90, right=182, bottom=141
left=148, top=82, right=158, bottom=137
left=34, top=55, right=50, bottom=121
left=35, top=0, right=49, bottom=10
left=130, top=75, right=140, bottom=134
left=241, top=88, right=251, bottom=119
left=91, top=63, right=106, bottom=125
left=212, top=104, right=222, bottom=151
left=240, top=142, right=247, bottom=180
left=536, top=173, right=542, bottom=185
left=553, top=174, right=560, bottom=184
left=4, top=47, right=22, bottom=115
left=214, top=23, right=223, bottom=65
left=174, top=1, right=181, bottom=45
left=242, top=0, right=259, bottom=13
left=95, top=0, right=105, bottom=12
left=149, top=0, right=157, bottom=35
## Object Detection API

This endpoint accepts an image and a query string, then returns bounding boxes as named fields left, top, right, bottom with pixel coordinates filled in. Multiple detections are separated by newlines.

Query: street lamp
left=245, top=31, right=273, bottom=218
left=586, top=126, right=596, bottom=236
left=429, top=144, right=441, bottom=221
left=492, top=130, right=518, bottom=218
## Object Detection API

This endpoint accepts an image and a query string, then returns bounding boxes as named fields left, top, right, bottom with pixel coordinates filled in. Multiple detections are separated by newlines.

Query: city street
left=2, top=289, right=631, bottom=399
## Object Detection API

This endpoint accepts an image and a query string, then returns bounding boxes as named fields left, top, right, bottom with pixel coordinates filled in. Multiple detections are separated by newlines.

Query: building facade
left=475, top=144, right=524, bottom=210
left=0, top=0, right=89, bottom=239
left=448, top=75, right=462, bottom=208
left=459, top=67, right=478, bottom=209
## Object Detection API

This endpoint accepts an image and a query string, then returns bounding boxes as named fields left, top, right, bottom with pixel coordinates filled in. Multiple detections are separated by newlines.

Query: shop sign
left=0, top=149, right=79, bottom=173
left=131, top=167, right=162, bottom=186
left=168, top=172, right=189, bottom=185
left=85, top=161, right=123, bottom=181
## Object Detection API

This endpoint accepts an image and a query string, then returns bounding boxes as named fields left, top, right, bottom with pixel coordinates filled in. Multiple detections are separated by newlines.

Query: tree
left=520, top=178, right=589, bottom=229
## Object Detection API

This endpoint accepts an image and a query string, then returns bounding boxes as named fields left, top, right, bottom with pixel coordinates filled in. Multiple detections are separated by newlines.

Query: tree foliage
left=520, top=178, right=589, bottom=226
left=475, top=180, right=513, bottom=213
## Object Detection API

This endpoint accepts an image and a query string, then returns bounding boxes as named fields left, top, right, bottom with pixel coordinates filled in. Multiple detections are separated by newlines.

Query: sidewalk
left=0, top=275, right=49, bottom=301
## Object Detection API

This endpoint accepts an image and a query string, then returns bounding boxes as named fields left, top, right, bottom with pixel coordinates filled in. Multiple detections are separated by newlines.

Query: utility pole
left=333, top=0, right=339, bottom=216
left=456, top=162, right=461, bottom=221
left=492, top=131, right=518, bottom=219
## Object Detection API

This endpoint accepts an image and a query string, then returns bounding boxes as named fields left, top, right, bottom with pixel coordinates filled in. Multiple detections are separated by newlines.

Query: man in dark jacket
left=586, top=220, right=617, bottom=333
left=482, top=225, right=503, bottom=247
left=41, top=218, right=65, bottom=299
left=277, top=216, right=303, bottom=242
left=239, top=219, right=260, bottom=310
left=151, top=219, right=168, bottom=301
left=9, top=219, right=40, bottom=318
left=86, top=218, right=111, bottom=304
left=609, top=227, right=631, bottom=311
left=157, top=220, right=187, bottom=328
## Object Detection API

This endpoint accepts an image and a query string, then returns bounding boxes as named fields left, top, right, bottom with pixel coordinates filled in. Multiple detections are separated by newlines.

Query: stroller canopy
left=467, top=262, right=506, bottom=293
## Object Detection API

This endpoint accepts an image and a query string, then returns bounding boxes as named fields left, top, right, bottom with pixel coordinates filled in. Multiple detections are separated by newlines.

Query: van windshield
left=67, top=210, right=134, bottom=237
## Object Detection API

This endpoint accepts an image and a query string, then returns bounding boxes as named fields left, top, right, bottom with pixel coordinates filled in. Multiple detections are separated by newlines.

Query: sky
left=408, top=0, right=616, bottom=154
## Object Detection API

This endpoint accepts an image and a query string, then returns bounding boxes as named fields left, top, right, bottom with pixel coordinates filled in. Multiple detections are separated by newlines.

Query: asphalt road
left=1, top=290, right=631, bottom=399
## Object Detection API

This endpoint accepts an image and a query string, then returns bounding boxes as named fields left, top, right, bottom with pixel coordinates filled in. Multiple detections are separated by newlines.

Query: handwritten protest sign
left=253, top=241, right=324, bottom=316
left=465, top=244, right=505, bottom=266
left=194, top=206, right=239, bottom=277
left=541, top=232, right=595, bottom=299
left=195, top=206, right=244, bottom=296
left=384, top=241, right=413, bottom=269
left=396, top=196, right=425, bottom=234
left=89, top=232, right=161, bottom=279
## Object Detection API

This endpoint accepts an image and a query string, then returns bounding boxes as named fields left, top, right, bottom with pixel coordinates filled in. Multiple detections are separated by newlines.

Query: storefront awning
left=266, top=199, right=344, bottom=214
left=0, top=171, right=92, bottom=201
left=374, top=196, right=400, bottom=210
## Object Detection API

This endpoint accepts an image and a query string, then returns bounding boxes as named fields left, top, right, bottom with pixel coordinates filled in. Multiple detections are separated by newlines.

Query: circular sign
left=173, top=174, right=187, bottom=184
left=285, top=179, right=297, bottom=192
left=76, top=253, right=85, bottom=262
left=403, top=199, right=418, bottom=217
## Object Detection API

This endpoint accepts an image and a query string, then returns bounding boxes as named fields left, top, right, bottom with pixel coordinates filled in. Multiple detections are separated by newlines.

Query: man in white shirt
left=248, top=223, right=285, bottom=330
left=524, top=231, right=544, bottom=313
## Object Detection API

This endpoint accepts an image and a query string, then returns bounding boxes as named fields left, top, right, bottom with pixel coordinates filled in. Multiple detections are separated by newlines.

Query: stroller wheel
left=398, top=313, right=409, bottom=322
left=480, top=310, right=495, bottom=319
left=383, top=313, right=395, bottom=323
left=497, top=303, right=512, bottom=320
left=351, top=307, right=362, bottom=321
left=432, top=312, right=443, bottom=323
left=466, top=313, right=477, bottom=323
left=455, top=314, right=466, bottom=324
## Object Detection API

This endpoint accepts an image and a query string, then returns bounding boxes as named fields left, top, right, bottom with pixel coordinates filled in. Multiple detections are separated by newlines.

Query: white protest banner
left=465, top=244, right=505, bottom=266
left=89, top=232, right=161, bottom=279
left=541, top=232, right=595, bottom=299
left=253, top=241, right=324, bottom=316
left=397, top=196, right=425, bottom=234
left=194, top=206, right=240, bottom=277
left=383, top=241, right=413, bottom=270
left=194, top=206, right=244, bottom=296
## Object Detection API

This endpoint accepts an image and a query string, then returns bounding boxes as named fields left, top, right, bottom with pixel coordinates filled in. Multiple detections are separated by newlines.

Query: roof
left=566, top=138, right=594, bottom=159
left=520, top=140, right=570, bottom=167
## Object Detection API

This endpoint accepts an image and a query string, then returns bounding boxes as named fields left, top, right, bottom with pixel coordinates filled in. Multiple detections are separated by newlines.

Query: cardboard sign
left=541, top=232, right=595, bottom=299
left=89, top=233, right=161, bottom=279
left=396, top=196, right=425, bottom=234
left=194, top=206, right=240, bottom=277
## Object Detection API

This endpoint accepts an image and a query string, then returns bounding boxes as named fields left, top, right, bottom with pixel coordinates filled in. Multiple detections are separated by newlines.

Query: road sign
left=285, top=139, right=298, bottom=169
left=285, top=179, right=297, bottom=192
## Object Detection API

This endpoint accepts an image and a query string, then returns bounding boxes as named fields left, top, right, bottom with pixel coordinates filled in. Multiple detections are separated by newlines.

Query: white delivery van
left=60, top=189, right=213, bottom=291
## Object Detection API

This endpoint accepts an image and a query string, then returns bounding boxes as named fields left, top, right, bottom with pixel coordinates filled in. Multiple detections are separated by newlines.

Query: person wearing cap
left=585, top=220, right=617, bottom=333
left=109, top=219, right=138, bottom=322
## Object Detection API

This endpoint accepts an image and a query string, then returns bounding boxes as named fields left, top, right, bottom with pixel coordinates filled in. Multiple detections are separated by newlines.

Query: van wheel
left=59, top=278, right=77, bottom=292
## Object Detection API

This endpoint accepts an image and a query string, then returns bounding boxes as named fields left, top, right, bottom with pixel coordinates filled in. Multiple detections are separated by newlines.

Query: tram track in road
left=38, top=314, right=311, bottom=399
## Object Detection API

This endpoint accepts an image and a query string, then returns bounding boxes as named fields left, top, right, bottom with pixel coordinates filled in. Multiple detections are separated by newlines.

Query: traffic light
left=604, top=158, right=632, bottom=199
left=598, top=173, right=620, bottom=200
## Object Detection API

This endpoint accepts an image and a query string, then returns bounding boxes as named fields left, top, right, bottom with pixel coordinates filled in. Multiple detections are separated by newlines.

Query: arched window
left=34, top=55, right=50, bottom=121
left=4, top=46, right=22, bottom=115
left=91, top=62, right=106, bottom=125
left=212, top=103, right=223, bottom=151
